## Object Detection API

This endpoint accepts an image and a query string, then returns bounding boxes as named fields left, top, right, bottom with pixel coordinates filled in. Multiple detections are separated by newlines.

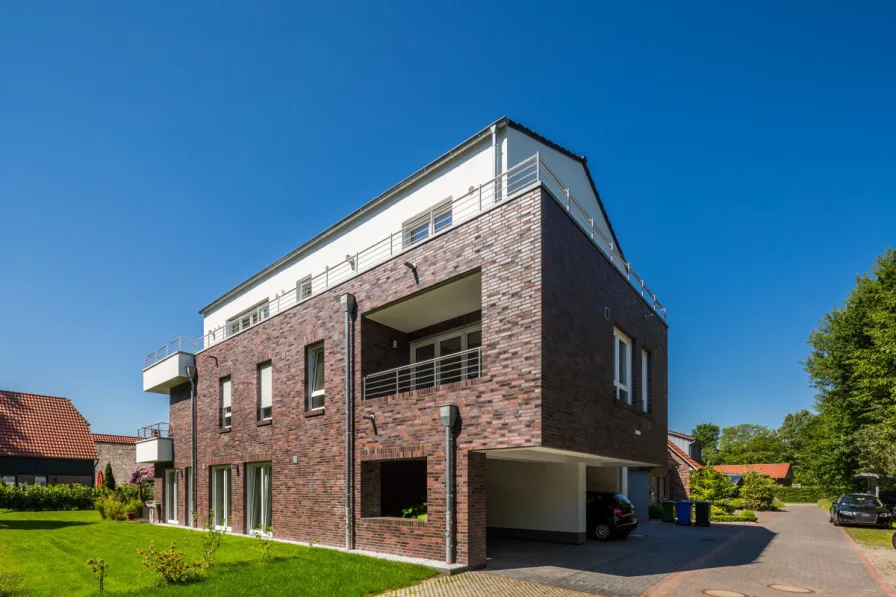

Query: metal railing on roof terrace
left=144, top=153, right=666, bottom=368
left=137, top=422, right=172, bottom=440
left=363, top=347, right=482, bottom=400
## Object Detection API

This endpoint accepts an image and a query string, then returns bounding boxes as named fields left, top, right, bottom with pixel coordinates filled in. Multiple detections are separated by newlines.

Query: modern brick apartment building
left=139, top=118, right=668, bottom=568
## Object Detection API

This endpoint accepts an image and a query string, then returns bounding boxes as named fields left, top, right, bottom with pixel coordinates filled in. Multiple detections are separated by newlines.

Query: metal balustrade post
left=590, top=217, right=594, bottom=239
left=478, top=184, right=482, bottom=211
left=535, top=152, right=540, bottom=183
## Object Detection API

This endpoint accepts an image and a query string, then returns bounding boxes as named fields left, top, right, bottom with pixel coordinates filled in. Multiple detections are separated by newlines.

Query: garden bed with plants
left=0, top=509, right=436, bottom=596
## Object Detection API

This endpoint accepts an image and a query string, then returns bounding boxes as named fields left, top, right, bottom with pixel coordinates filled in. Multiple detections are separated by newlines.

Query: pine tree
left=103, top=463, right=116, bottom=490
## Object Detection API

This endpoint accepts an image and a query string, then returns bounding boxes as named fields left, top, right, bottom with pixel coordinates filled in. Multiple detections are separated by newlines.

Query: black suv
left=586, top=492, right=638, bottom=540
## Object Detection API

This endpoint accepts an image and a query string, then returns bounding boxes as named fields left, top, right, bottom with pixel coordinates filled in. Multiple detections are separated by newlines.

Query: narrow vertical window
left=165, top=469, right=178, bottom=524
left=613, top=329, right=632, bottom=404
left=298, top=276, right=312, bottom=301
left=641, top=349, right=649, bottom=412
left=185, top=467, right=194, bottom=526
left=307, top=343, right=325, bottom=409
left=212, top=466, right=232, bottom=529
left=258, top=362, right=273, bottom=421
left=221, top=377, right=232, bottom=429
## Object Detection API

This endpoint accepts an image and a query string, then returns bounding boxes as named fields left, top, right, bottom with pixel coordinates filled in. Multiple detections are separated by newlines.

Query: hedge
left=772, top=486, right=827, bottom=503
left=0, top=483, right=96, bottom=511
left=713, top=510, right=758, bottom=523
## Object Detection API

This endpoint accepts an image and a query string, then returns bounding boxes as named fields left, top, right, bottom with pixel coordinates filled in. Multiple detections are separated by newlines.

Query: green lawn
left=0, top=510, right=436, bottom=596
left=842, top=525, right=896, bottom=549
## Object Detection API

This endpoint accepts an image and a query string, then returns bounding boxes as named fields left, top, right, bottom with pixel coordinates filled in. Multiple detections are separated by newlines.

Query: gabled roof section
left=715, top=463, right=792, bottom=479
left=0, top=391, right=97, bottom=460
left=668, top=429, right=696, bottom=441
left=199, top=117, right=626, bottom=315
left=668, top=440, right=702, bottom=470
left=92, top=433, right=138, bottom=445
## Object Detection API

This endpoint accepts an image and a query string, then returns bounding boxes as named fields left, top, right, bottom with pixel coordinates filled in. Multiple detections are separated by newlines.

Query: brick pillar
left=231, top=464, right=245, bottom=534
left=458, top=450, right=487, bottom=569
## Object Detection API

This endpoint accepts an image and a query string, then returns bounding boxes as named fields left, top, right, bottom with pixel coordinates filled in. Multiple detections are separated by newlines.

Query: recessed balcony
left=143, top=338, right=195, bottom=394
left=135, top=423, right=174, bottom=464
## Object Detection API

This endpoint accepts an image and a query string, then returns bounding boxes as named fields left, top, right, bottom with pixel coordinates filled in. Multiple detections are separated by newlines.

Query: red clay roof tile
left=668, top=440, right=703, bottom=470
left=92, top=433, right=138, bottom=445
left=714, top=463, right=792, bottom=479
left=0, top=390, right=97, bottom=460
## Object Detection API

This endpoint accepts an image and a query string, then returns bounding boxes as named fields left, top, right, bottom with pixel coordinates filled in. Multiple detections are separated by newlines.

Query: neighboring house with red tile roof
left=93, top=433, right=139, bottom=487
left=714, top=463, right=793, bottom=486
left=0, top=390, right=97, bottom=487
left=667, top=431, right=703, bottom=500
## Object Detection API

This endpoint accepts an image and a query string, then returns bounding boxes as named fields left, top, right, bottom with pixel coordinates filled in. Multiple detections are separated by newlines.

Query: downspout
left=187, top=365, right=197, bottom=527
left=439, top=405, right=458, bottom=564
left=341, top=293, right=357, bottom=550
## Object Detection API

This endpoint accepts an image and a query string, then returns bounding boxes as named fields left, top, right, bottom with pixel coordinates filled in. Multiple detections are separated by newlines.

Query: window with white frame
left=227, top=301, right=270, bottom=337
left=246, top=462, right=272, bottom=534
left=401, top=198, right=453, bottom=248
left=641, top=349, right=649, bottom=412
left=410, top=325, right=481, bottom=390
left=220, top=377, right=232, bottom=429
left=35, top=476, right=47, bottom=487
left=258, top=362, right=273, bottom=421
left=3, top=475, right=15, bottom=486
left=614, top=329, right=632, bottom=404
left=307, top=343, right=325, bottom=410
left=211, top=465, right=232, bottom=529
left=297, top=276, right=312, bottom=301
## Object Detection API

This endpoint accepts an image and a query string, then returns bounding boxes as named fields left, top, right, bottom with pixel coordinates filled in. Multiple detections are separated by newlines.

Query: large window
left=211, top=466, right=232, bottom=529
left=258, top=362, right=273, bottom=421
left=614, top=329, right=632, bottom=404
left=410, top=325, right=481, bottom=390
left=307, top=343, right=325, bottom=410
left=401, top=199, right=453, bottom=248
left=246, top=463, right=272, bottom=534
left=165, top=469, right=178, bottom=524
left=362, top=459, right=427, bottom=519
left=3, top=475, right=15, bottom=486
left=227, top=301, right=270, bottom=337
left=641, top=349, right=649, bottom=412
left=220, top=377, right=232, bottom=429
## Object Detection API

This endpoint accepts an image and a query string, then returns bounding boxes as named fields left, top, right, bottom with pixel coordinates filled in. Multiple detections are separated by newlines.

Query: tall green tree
left=804, top=248, right=896, bottom=490
left=103, top=463, right=116, bottom=491
left=716, top=424, right=786, bottom=465
left=691, top=423, right=721, bottom=465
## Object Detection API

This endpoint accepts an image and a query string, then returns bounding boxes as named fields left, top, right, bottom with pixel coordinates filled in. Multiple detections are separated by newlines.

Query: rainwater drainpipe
left=186, top=365, right=197, bottom=527
left=440, top=404, right=458, bottom=564
left=341, top=293, right=357, bottom=550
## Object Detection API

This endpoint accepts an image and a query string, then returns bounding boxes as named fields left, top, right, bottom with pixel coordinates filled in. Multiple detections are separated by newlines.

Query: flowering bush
left=129, top=465, right=155, bottom=486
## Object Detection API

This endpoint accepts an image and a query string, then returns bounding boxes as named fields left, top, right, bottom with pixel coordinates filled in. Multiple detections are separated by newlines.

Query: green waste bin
left=662, top=500, right=676, bottom=523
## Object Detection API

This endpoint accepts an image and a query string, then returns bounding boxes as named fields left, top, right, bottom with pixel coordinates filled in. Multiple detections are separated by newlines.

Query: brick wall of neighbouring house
left=669, top=454, right=692, bottom=501
left=162, top=186, right=545, bottom=567
left=95, top=442, right=136, bottom=487
left=540, top=194, right=668, bottom=466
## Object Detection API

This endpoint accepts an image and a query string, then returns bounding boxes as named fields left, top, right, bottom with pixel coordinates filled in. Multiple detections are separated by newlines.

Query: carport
left=483, top=447, right=657, bottom=547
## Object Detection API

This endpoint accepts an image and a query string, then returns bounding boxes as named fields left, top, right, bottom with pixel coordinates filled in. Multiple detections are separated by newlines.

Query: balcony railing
left=137, top=422, right=172, bottom=440
left=363, top=347, right=482, bottom=400
left=145, top=152, right=667, bottom=368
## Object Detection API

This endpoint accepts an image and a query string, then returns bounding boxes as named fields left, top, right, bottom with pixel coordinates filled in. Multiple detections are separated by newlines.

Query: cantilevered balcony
left=363, top=348, right=482, bottom=400
left=135, top=423, right=174, bottom=464
left=143, top=338, right=195, bottom=394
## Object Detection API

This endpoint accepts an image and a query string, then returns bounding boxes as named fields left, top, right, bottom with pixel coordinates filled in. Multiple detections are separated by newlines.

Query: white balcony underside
left=136, top=437, right=174, bottom=463
left=143, top=351, right=194, bottom=394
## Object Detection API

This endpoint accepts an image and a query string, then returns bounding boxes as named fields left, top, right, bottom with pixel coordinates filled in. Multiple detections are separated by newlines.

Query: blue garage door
left=627, top=469, right=649, bottom=523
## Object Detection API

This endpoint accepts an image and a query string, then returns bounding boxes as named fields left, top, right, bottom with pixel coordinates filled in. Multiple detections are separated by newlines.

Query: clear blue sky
left=1, top=2, right=893, bottom=436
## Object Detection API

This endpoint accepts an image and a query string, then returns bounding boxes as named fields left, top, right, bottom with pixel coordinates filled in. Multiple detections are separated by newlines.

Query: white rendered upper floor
left=143, top=117, right=666, bottom=383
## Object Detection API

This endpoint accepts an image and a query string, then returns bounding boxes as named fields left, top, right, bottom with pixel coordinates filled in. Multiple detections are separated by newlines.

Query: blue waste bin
left=676, top=499, right=692, bottom=525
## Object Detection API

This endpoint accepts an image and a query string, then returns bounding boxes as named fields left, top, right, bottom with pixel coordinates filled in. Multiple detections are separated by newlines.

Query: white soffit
left=367, top=272, right=481, bottom=333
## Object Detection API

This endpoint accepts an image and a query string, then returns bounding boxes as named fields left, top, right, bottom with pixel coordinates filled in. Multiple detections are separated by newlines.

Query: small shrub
left=648, top=505, right=664, bottom=519
left=103, top=464, right=116, bottom=491
left=137, top=540, right=204, bottom=584
left=86, top=558, right=107, bottom=594
left=729, top=497, right=745, bottom=510
left=741, top=472, right=776, bottom=511
left=199, top=512, right=225, bottom=568
left=95, top=495, right=128, bottom=521
left=253, top=526, right=275, bottom=563
left=114, top=484, right=141, bottom=502
left=712, top=509, right=758, bottom=523
left=689, top=466, right=735, bottom=503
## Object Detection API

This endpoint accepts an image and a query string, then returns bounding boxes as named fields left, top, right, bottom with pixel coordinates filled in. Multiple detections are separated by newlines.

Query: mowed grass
left=0, top=510, right=436, bottom=596
left=843, top=525, right=896, bottom=549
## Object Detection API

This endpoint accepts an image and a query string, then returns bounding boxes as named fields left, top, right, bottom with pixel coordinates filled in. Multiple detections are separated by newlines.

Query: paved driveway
left=383, top=505, right=893, bottom=597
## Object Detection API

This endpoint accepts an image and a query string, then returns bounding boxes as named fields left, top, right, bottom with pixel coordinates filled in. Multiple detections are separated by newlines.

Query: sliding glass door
left=246, top=463, right=272, bottom=534
left=211, top=466, right=231, bottom=529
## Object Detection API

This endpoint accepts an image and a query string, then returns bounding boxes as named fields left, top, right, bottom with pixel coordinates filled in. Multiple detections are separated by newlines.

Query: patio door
left=246, top=463, right=272, bottom=534
left=164, top=469, right=178, bottom=524
left=212, top=466, right=232, bottom=529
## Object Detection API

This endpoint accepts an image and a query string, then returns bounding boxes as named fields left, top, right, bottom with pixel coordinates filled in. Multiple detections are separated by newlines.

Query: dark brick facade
left=155, top=185, right=668, bottom=567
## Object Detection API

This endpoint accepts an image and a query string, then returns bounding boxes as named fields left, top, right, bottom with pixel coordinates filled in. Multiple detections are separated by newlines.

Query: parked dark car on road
left=586, top=492, right=638, bottom=540
left=830, top=494, right=892, bottom=529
